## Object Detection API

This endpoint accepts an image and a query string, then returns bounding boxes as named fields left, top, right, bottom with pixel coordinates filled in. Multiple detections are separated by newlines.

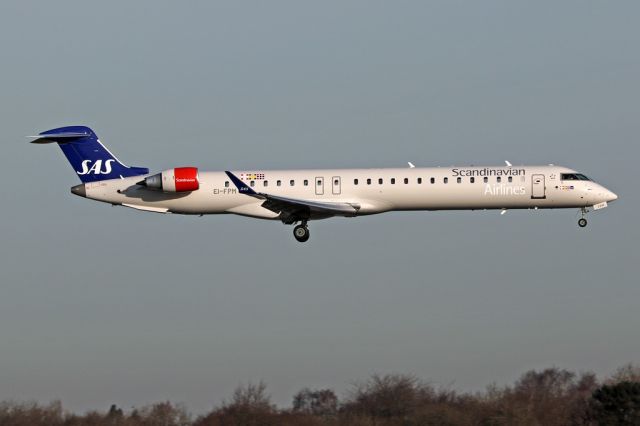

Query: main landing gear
left=578, top=207, right=588, bottom=228
left=293, top=221, right=310, bottom=243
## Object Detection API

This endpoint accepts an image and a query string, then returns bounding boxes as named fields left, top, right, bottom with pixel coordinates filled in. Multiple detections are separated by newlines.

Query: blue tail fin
left=31, top=126, right=149, bottom=183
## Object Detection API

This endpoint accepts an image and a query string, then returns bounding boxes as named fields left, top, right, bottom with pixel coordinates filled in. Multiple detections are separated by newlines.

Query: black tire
left=293, top=225, right=310, bottom=242
left=578, top=218, right=587, bottom=228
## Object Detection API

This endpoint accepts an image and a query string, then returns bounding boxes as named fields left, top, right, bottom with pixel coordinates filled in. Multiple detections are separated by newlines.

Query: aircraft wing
left=225, top=171, right=360, bottom=217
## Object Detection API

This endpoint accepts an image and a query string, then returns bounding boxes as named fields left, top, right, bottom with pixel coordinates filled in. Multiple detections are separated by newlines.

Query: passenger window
left=417, top=177, right=422, bottom=184
left=250, top=180, right=255, bottom=187
left=484, top=177, right=488, bottom=183
left=391, top=178, right=396, bottom=184
left=317, top=180, right=322, bottom=186
left=444, top=177, right=448, bottom=184
left=225, top=181, right=229, bottom=188
left=367, top=178, right=372, bottom=185
left=264, top=181, right=268, bottom=187
left=404, top=178, right=409, bottom=184
left=354, top=179, right=359, bottom=185
left=334, top=179, right=339, bottom=185
left=470, top=177, right=475, bottom=183
left=497, top=177, right=501, bottom=183
left=430, top=177, right=435, bottom=184
left=277, top=180, right=281, bottom=187
left=457, top=177, right=462, bottom=184
left=290, top=180, right=295, bottom=186
left=304, top=179, right=308, bottom=186
left=508, top=176, right=512, bottom=183
left=378, top=178, right=383, bottom=184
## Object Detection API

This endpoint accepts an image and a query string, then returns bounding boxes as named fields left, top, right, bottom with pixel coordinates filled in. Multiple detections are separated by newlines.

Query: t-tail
left=30, top=126, right=149, bottom=182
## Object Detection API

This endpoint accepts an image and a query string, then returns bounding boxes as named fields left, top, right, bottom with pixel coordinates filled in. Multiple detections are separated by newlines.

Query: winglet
left=225, top=171, right=257, bottom=195
left=505, top=160, right=512, bottom=167
left=408, top=162, right=415, bottom=168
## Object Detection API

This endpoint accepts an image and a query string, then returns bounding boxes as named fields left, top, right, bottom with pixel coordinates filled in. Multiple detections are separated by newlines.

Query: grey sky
left=0, top=0, right=638, bottom=414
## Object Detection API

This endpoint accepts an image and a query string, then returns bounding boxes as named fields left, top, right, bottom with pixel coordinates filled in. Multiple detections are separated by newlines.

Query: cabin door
left=531, top=174, right=546, bottom=199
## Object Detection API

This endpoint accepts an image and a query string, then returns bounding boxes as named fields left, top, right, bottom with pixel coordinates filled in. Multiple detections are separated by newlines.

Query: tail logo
left=77, top=159, right=116, bottom=175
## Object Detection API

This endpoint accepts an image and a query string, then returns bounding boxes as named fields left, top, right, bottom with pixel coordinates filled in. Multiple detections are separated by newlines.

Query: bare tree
left=606, top=363, right=640, bottom=385
left=495, top=368, right=599, bottom=426
left=195, top=381, right=278, bottom=426
left=343, top=373, right=436, bottom=419
left=0, top=400, right=65, bottom=426
left=292, top=388, right=338, bottom=416
left=136, top=401, right=191, bottom=426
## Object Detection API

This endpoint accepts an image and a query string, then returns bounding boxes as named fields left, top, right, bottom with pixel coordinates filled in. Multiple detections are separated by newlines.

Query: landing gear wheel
left=293, top=224, right=310, bottom=242
left=578, top=218, right=587, bottom=228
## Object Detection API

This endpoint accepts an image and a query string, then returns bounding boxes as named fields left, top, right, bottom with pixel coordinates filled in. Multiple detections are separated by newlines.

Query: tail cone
left=70, top=184, right=86, bottom=198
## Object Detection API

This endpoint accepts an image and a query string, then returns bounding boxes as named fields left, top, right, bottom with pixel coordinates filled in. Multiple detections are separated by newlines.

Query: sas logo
left=77, top=159, right=115, bottom=175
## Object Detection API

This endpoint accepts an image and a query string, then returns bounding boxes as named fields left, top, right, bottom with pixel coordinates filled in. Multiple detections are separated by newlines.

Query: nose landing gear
left=578, top=207, right=588, bottom=228
left=293, top=221, right=310, bottom=242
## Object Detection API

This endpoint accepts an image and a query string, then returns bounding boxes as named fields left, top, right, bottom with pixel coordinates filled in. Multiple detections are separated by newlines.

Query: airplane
left=31, top=126, right=618, bottom=242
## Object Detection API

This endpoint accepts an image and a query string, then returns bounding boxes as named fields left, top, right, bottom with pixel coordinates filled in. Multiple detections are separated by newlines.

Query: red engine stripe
left=174, top=167, right=199, bottom=192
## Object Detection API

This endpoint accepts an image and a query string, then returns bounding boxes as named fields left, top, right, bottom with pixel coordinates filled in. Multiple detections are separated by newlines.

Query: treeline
left=1, top=364, right=639, bottom=426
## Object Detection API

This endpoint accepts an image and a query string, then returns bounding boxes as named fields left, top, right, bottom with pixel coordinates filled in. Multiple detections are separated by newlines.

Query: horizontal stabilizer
left=28, top=132, right=93, bottom=144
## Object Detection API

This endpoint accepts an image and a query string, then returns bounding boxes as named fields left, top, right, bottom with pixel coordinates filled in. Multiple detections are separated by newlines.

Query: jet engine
left=138, top=167, right=199, bottom=192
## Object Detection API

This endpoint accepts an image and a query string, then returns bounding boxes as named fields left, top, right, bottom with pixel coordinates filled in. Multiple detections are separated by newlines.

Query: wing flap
left=261, top=194, right=359, bottom=215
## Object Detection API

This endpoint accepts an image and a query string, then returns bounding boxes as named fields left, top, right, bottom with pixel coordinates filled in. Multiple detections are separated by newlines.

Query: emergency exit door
left=315, top=177, right=324, bottom=195
left=332, top=176, right=341, bottom=195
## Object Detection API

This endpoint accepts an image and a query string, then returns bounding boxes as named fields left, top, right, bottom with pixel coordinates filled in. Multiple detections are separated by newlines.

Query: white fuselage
left=78, top=165, right=617, bottom=220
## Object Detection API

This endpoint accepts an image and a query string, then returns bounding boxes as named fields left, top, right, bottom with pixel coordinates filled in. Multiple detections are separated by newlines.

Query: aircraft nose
left=606, top=190, right=618, bottom=202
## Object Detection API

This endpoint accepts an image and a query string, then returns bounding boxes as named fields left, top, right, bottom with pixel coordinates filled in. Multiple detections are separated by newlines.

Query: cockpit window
left=561, top=173, right=591, bottom=181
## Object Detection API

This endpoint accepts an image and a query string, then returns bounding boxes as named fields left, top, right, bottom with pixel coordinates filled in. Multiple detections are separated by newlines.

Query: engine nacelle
left=139, top=167, right=199, bottom=192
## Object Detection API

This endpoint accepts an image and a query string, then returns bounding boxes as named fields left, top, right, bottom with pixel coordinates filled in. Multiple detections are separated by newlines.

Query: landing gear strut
left=578, top=207, right=588, bottom=228
left=293, top=221, right=310, bottom=242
